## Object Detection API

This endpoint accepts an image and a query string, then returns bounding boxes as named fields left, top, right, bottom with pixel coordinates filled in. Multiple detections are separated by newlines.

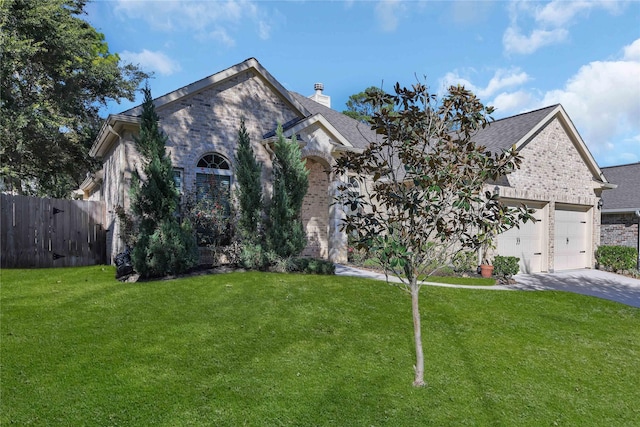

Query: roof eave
left=89, top=115, right=141, bottom=158
left=602, top=208, right=640, bottom=214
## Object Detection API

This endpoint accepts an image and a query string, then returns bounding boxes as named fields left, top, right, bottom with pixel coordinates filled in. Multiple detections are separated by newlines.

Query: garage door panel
left=554, top=208, right=590, bottom=271
left=497, top=203, right=545, bottom=274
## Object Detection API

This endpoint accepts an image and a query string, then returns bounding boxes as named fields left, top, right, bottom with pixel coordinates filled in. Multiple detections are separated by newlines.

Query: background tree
left=129, top=87, right=197, bottom=278
left=342, top=86, right=387, bottom=122
left=235, top=118, right=263, bottom=242
left=0, top=0, right=147, bottom=197
left=266, top=125, right=309, bottom=259
left=334, top=82, right=535, bottom=387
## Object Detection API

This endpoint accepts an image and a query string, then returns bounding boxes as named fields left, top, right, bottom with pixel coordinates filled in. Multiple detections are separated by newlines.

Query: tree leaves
left=0, top=0, right=147, bottom=197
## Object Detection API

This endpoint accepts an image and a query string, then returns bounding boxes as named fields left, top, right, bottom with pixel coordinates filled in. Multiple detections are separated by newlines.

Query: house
left=477, top=105, right=613, bottom=273
left=82, top=58, right=612, bottom=272
left=81, top=58, right=375, bottom=264
left=600, top=163, right=640, bottom=266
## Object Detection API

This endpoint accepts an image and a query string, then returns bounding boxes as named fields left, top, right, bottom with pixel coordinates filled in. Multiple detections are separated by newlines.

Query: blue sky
left=86, top=0, right=640, bottom=167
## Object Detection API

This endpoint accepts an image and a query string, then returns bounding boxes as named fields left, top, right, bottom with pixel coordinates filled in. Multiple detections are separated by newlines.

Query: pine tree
left=234, top=119, right=263, bottom=242
left=130, top=86, right=197, bottom=278
left=266, top=124, right=309, bottom=258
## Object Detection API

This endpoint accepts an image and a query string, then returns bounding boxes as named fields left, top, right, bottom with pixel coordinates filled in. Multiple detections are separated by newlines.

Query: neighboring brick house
left=600, top=163, right=640, bottom=266
left=82, top=58, right=612, bottom=272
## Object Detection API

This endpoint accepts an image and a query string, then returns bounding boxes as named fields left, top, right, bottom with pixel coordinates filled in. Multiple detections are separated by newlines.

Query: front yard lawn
left=2, top=266, right=639, bottom=426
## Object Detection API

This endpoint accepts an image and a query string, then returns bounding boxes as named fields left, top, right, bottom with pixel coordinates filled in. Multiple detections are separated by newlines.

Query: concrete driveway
left=513, top=269, right=640, bottom=308
left=336, top=264, right=640, bottom=308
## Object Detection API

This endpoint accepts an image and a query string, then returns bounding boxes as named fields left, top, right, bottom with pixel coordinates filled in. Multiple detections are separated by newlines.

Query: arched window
left=195, top=153, right=232, bottom=213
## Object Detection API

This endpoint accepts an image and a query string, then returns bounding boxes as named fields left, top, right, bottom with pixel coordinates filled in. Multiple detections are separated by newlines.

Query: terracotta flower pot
left=480, top=264, right=494, bottom=278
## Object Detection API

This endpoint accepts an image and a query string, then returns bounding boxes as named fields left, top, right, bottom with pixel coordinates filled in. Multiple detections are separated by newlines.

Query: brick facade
left=92, top=66, right=351, bottom=264
left=601, top=213, right=639, bottom=248
left=301, top=159, right=330, bottom=258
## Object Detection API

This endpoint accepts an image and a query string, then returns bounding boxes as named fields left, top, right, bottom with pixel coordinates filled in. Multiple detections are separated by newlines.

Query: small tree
left=334, top=82, right=534, bottom=386
left=235, top=118, right=263, bottom=242
left=265, top=124, right=309, bottom=259
left=129, top=86, right=197, bottom=278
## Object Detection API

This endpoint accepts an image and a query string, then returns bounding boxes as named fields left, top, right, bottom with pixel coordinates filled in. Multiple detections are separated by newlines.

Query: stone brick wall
left=301, top=159, right=330, bottom=258
left=601, top=213, right=639, bottom=248
left=157, top=69, right=301, bottom=195
left=101, top=133, right=139, bottom=263
left=506, top=118, right=596, bottom=200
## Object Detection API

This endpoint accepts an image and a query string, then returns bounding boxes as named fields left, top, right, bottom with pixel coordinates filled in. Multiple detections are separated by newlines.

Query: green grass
left=2, top=266, right=639, bottom=426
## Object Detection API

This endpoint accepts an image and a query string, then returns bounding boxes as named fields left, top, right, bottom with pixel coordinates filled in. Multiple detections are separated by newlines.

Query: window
left=195, top=153, right=232, bottom=214
left=173, top=169, right=184, bottom=194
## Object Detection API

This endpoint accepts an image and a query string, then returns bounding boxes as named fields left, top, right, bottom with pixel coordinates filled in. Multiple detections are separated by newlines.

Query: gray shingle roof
left=601, top=163, right=640, bottom=210
left=289, top=92, right=377, bottom=149
left=472, top=105, right=559, bottom=153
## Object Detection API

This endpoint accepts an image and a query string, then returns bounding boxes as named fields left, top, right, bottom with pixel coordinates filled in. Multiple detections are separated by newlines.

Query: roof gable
left=473, top=105, right=559, bottom=153
left=90, top=58, right=310, bottom=158
left=289, top=92, right=377, bottom=149
left=124, top=58, right=309, bottom=118
left=474, top=104, right=608, bottom=185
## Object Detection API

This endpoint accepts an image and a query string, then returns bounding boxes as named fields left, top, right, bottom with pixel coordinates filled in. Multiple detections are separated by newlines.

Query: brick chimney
left=308, top=82, right=331, bottom=108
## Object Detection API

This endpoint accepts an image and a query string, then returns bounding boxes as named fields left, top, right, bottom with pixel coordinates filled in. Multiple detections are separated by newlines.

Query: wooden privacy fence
left=1, top=194, right=106, bottom=268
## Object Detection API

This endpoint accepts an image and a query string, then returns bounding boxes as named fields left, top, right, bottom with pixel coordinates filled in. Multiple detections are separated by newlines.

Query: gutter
left=601, top=208, right=640, bottom=214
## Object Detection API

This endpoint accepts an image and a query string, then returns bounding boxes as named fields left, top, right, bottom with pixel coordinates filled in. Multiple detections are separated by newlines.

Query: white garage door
left=554, top=208, right=590, bottom=271
left=497, top=203, right=545, bottom=274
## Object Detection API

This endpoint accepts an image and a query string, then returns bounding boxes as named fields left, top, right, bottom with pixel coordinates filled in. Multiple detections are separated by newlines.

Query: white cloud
left=439, top=71, right=477, bottom=94
left=207, top=28, right=235, bottom=47
left=535, top=0, right=623, bottom=27
left=439, top=68, right=531, bottom=99
left=492, top=91, right=534, bottom=112
left=114, top=0, right=272, bottom=44
left=375, top=0, right=405, bottom=32
left=503, top=0, right=628, bottom=55
left=502, top=27, right=568, bottom=55
left=623, top=38, right=640, bottom=61
left=480, top=69, right=531, bottom=98
left=539, top=54, right=640, bottom=160
left=119, top=49, right=181, bottom=76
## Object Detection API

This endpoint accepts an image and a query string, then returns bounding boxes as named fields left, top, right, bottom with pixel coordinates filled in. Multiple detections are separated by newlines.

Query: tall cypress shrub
left=130, top=86, right=197, bottom=278
left=234, top=119, right=263, bottom=242
left=266, top=124, right=309, bottom=258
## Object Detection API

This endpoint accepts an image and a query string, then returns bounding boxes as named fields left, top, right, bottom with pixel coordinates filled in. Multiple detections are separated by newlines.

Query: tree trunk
left=411, top=281, right=426, bottom=387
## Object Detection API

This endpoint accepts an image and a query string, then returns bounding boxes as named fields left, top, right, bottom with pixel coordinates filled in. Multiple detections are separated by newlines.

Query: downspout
left=636, top=210, right=640, bottom=270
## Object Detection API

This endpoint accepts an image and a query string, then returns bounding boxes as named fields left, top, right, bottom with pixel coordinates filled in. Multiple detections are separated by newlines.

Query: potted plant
left=477, top=221, right=499, bottom=278
left=478, top=237, right=495, bottom=278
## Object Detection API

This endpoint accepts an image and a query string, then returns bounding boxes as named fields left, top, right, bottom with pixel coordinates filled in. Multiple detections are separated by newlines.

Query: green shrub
left=493, top=255, right=520, bottom=280
left=362, top=257, right=382, bottom=269
left=290, top=257, right=336, bottom=275
left=132, top=219, right=198, bottom=278
left=239, top=242, right=269, bottom=271
left=451, top=250, right=477, bottom=273
left=595, top=245, right=638, bottom=272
